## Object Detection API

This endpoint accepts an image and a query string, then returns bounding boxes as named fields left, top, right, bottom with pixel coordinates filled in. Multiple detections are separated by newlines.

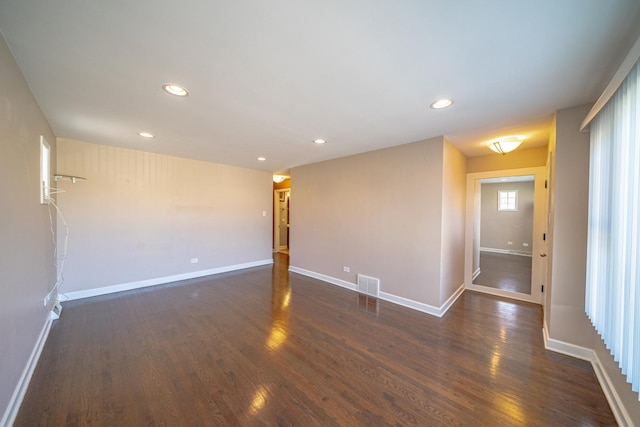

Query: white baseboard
left=472, top=268, right=481, bottom=281
left=1, top=315, right=54, bottom=427
left=61, top=259, right=274, bottom=302
left=542, top=321, right=632, bottom=426
left=591, top=352, right=633, bottom=427
left=288, top=266, right=463, bottom=318
left=480, top=247, right=532, bottom=257
left=288, top=266, right=357, bottom=291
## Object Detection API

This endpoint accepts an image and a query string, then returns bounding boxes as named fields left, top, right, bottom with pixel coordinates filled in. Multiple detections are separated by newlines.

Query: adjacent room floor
left=16, top=254, right=614, bottom=426
left=474, top=251, right=532, bottom=295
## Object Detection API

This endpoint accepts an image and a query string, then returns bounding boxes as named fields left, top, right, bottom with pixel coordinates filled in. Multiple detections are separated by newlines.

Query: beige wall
left=439, top=139, right=467, bottom=305
left=273, top=177, right=291, bottom=190
left=544, top=115, right=556, bottom=330
left=56, top=139, right=273, bottom=295
left=547, top=104, right=594, bottom=347
left=547, top=104, right=640, bottom=422
left=480, top=181, right=534, bottom=254
left=467, top=146, right=548, bottom=173
left=290, top=136, right=466, bottom=308
left=0, top=34, right=57, bottom=422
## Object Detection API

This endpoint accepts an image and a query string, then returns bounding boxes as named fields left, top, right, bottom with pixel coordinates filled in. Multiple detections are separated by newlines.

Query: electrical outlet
left=507, top=241, right=513, bottom=245
left=191, top=258, right=199, bottom=264
left=523, top=243, right=529, bottom=247
left=343, top=266, right=350, bottom=272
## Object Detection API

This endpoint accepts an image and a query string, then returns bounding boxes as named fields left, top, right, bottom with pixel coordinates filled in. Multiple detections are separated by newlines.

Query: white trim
left=479, top=247, right=533, bottom=257
left=381, top=283, right=465, bottom=318
left=466, top=284, right=540, bottom=305
left=543, top=331, right=593, bottom=361
left=581, top=33, right=640, bottom=131
left=472, top=268, right=481, bottom=281
left=465, top=167, right=546, bottom=306
left=591, top=352, right=633, bottom=427
left=542, top=322, right=631, bottom=426
left=61, top=259, right=274, bottom=301
left=288, top=266, right=356, bottom=291
left=1, top=316, right=54, bottom=427
left=288, top=266, right=464, bottom=318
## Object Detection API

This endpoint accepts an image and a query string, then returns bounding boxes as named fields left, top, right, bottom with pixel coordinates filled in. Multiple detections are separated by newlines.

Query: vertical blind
left=586, top=58, right=640, bottom=398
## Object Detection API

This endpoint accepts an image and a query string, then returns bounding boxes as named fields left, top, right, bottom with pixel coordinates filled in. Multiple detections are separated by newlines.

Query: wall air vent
left=357, top=274, right=380, bottom=298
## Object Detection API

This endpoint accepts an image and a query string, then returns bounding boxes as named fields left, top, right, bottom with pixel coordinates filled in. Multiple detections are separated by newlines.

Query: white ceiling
left=1, top=1, right=639, bottom=174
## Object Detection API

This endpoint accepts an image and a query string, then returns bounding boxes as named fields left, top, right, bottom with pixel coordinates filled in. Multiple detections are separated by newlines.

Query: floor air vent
left=357, top=274, right=380, bottom=297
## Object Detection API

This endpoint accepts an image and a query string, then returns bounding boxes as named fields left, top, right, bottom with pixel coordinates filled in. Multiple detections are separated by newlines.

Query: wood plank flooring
left=474, top=251, right=532, bottom=295
left=16, top=254, right=615, bottom=426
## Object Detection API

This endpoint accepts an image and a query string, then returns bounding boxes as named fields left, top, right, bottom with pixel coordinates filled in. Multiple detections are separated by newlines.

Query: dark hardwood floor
left=474, top=251, right=532, bottom=295
left=16, top=254, right=615, bottom=426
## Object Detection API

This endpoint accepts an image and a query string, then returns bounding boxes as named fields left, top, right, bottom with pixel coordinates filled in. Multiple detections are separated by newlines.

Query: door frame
left=464, top=166, right=546, bottom=304
left=273, top=188, right=290, bottom=252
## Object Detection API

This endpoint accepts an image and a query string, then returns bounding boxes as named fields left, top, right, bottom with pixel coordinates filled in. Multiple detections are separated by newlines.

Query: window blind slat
left=586, top=58, right=640, bottom=399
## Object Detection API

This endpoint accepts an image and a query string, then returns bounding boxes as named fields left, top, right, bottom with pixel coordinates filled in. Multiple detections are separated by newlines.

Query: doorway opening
left=465, top=167, right=546, bottom=304
left=274, top=189, right=290, bottom=254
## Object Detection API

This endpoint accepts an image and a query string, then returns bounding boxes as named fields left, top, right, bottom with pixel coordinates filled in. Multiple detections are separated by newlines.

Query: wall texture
left=439, top=139, right=467, bottom=305
left=0, top=34, right=57, bottom=423
left=480, top=181, right=534, bottom=254
left=290, top=136, right=466, bottom=309
left=547, top=104, right=594, bottom=347
left=548, top=104, right=639, bottom=423
left=466, top=146, right=548, bottom=173
left=56, top=139, right=273, bottom=295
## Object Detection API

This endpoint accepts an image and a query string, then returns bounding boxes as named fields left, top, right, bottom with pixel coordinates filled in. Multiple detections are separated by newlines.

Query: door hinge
left=541, top=285, right=544, bottom=292
left=543, top=233, right=546, bottom=241
left=545, top=179, right=548, bottom=189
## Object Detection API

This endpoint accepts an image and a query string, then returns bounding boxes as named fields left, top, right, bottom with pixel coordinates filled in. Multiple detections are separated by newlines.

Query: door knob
left=540, top=253, right=547, bottom=257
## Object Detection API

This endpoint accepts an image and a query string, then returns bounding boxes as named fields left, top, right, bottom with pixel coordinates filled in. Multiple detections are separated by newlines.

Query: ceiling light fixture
left=258, top=157, right=266, bottom=161
left=138, top=132, right=154, bottom=138
left=430, top=98, right=453, bottom=109
left=313, top=139, right=326, bottom=144
left=488, top=137, right=524, bottom=155
left=162, top=83, right=189, bottom=97
left=273, top=175, right=287, bottom=183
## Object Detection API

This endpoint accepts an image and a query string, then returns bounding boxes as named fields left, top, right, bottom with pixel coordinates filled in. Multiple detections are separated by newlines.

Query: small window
left=40, top=136, right=50, bottom=204
left=498, top=190, right=517, bottom=211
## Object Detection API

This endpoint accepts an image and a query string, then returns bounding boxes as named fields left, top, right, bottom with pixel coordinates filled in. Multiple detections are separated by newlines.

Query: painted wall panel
left=56, top=139, right=273, bottom=294
left=547, top=104, right=594, bottom=347
left=290, top=137, right=444, bottom=306
left=0, top=34, right=57, bottom=422
left=467, top=146, right=548, bottom=173
left=440, top=139, right=467, bottom=305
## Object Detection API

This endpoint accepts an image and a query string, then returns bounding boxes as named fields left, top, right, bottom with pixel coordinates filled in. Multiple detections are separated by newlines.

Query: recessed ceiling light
left=162, top=84, right=189, bottom=97
left=138, top=132, right=154, bottom=138
left=430, top=99, right=453, bottom=109
left=313, top=139, right=326, bottom=144
left=258, top=157, right=266, bottom=161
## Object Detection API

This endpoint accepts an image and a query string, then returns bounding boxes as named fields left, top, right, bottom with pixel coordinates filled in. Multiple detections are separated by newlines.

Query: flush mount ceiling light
left=313, top=139, right=326, bottom=144
left=162, top=83, right=189, bottom=97
left=138, top=132, right=154, bottom=138
left=273, top=175, right=288, bottom=183
left=257, top=157, right=266, bottom=161
left=430, top=98, right=453, bottom=109
left=488, top=137, right=524, bottom=155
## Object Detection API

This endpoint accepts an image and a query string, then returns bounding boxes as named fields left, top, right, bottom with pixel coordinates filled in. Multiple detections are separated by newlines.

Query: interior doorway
left=464, top=167, right=546, bottom=304
left=274, top=189, right=290, bottom=254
